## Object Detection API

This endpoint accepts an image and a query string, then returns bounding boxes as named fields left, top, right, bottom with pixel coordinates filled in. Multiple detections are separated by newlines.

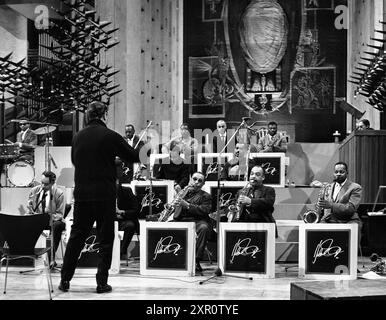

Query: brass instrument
left=303, top=183, right=330, bottom=223
left=158, top=184, right=192, bottom=222
left=266, top=133, right=281, bottom=148
left=227, top=182, right=251, bottom=222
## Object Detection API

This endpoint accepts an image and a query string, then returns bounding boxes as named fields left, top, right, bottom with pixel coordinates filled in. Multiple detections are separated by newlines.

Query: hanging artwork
left=290, top=67, right=336, bottom=112
left=304, top=0, right=334, bottom=10
left=202, top=0, right=225, bottom=22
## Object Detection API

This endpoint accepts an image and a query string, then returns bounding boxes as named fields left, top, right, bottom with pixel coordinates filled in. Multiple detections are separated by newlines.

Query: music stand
left=199, top=117, right=253, bottom=284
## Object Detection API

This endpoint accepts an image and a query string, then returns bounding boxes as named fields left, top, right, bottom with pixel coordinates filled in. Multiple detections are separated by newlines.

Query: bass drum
left=7, top=161, right=35, bottom=187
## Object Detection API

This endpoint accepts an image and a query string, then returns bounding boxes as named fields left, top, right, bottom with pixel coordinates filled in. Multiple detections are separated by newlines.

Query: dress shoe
left=195, top=261, right=203, bottom=273
left=96, top=284, right=112, bottom=294
left=58, top=280, right=70, bottom=292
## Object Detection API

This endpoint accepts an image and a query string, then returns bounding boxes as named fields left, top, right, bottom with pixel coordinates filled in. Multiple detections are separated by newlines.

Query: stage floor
left=1, top=256, right=385, bottom=300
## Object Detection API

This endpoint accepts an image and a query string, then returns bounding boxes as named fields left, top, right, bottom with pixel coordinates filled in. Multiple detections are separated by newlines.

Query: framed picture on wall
left=249, top=153, right=286, bottom=187
left=304, top=0, right=334, bottom=10
left=128, top=180, right=174, bottom=220
left=299, top=223, right=358, bottom=280
left=202, top=0, right=225, bottom=22
left=197, top=152, right=233, bottom=181
left=219, top=222, right=276, bottom=278
left=140, top=221, right=196, bottom=276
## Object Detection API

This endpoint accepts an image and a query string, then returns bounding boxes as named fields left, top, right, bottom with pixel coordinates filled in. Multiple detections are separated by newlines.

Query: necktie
left=41, top=191, right=47, bottom=214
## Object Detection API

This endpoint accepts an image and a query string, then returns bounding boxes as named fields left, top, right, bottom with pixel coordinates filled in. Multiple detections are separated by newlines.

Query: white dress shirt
left=332, top=179, right=347, bottom=202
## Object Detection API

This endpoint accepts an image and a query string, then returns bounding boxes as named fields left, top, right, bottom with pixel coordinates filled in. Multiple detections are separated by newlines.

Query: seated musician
left=317, top=162, right=362, bottom=245
left=27, top=171, right=66, bottom=267
left=172, top=172, right=212, bottom=273
left=256, top=121, right=287, bottom=153
left=222, top=143, right=257, bottom=181
left=153, top=140, right=190, bottom=193
left=14, top=118, right=38, bottom=164
left=230, top=165, right=277, bottom=236
left=115, top=163, right=140, bottom=260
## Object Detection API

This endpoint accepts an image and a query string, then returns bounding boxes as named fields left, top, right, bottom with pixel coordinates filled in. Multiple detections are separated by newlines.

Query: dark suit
left=116, top=184, right=140, bottom=256
left=61, top=119, right=139, bottom=286
left=236, top=184, right=278, bottom=237
left=174, top=189, right=212, bottom=261
left=16, top=129, right=37, bottom=163
left=213, top=133, right=231, bottom=153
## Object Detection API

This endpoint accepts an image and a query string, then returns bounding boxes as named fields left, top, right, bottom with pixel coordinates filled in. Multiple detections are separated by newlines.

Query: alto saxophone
left=158, top=185, right=192, bottom=222
left=303, top=183, right=330, bottom=223
left=227, top=182, right=251, bottom=222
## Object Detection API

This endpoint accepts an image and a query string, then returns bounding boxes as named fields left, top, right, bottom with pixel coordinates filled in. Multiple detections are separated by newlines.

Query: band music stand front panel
left=128, top=180, right=174, bottom=220
left=219, top=223, right=275, bottom=278
left=202, top=181, right=245, bottom=221
left=249, top=153, right=285, bottom=187
left=299, top=224, right=358, bottom=280
left=197, top=153, right=234, bottom=181
left=140, top=221, right=196, bottom=276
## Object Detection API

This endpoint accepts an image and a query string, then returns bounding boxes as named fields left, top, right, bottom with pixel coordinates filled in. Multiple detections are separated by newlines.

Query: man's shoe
left=58, top=280, right=70, bottom=292
left=96, top=284, right=112, bottom=294
left=195, top=261, right=203, bottom=273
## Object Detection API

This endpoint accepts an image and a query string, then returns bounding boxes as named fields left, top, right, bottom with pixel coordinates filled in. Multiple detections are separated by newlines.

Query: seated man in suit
left=222, top=143, right=257, bottom=181
left=317, top=161, right=363, bottom=244
left=357, top=119, right=374, bottom=131
left=27, top=171, right=66, bottom=266
left=229, top=165, right=278, bottom=236
left=153, top=140, right=190, bottom=193
left=256, top=121, right=287, bottom=153
left=115, top=163, right=140, bottom=260
left=14, top=118, right=38, bottom=164
left=172, top=172, right=212, bottom=273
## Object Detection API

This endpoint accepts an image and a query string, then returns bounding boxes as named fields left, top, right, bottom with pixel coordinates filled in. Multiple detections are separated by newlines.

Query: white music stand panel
left=249, top=152, right=285, bottom=187
left=140, top=221, right=196, bottom=277
left=299, top=223, right=358, bottom=280
left=219, top=222, right=275, bottom=278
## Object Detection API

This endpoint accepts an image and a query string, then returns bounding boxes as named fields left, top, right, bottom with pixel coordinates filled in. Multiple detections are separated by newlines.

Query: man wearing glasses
left=213, top=120, right=229, bottom=153
left=14, top=118, right=38, bottom=164
left=27, top=171, right=66, bottom=267
left=173, top=172, right=212, bottom=273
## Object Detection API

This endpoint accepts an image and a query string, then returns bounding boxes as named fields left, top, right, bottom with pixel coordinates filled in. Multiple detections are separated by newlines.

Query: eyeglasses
left=217, top=126, right=225, bottom=128
left=192, top=177, right=203, bottom=183
left=19, top=123, right=27, bottom=127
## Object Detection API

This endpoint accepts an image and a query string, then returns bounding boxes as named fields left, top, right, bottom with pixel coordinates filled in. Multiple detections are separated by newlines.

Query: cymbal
left=34, top=126, right=56, bottom=135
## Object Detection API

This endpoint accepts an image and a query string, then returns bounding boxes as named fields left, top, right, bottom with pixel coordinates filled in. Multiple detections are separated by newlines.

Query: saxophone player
left=173, top=172, right=212, bottom=273
left=256, top=121, right=287, bottom=153
left=232, top=165, right=277, bottom=236
left=317, top=162, right=363, bottom=245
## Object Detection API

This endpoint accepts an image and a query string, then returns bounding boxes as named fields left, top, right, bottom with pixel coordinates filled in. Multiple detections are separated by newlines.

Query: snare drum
left=7, top=161, right=35, bottom=187
left=0, top=144, right=18, bottom=160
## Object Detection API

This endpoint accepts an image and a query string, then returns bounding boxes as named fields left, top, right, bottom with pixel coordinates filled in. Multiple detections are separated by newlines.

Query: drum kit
left=0, top=120, right=58, bottom=187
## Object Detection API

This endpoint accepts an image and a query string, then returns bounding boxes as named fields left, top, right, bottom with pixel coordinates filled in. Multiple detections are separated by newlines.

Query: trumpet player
left=172, top=172, right=212, bottom=273
left=256, top=121, right=287, bottom=153
left=231, top=165, right=277, bottom=236
left=317, top=162, right=362, bottom=244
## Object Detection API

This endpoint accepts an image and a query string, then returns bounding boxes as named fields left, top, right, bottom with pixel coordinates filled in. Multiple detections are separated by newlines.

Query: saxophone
left=158, top=185, right=192, bottom=222
left=303, top=183, right=330, bottom=223
left=227, top=183, right=251, bottom=222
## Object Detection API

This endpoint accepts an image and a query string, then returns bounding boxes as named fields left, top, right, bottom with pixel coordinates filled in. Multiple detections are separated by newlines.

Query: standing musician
left=256, top=121, right=287, bottom=153
left=171, top=172, right=212, bottom=273
left=317, top=161, right=362, bottom=244
left=14, top=118, right=38, bottom=164
left=229, top=165, right=277, bottom=236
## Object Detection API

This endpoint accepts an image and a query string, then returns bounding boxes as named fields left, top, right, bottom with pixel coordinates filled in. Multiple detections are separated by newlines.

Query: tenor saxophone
left=302, top=183, right=330, bottom=223
left=158, top=185, right=192, bottom=222
left=227, top=183, right=251, bottom=222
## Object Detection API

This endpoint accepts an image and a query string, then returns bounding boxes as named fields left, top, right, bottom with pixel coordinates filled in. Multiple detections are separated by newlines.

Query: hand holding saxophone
left=237, top=195, right=251, bottom=205
left=317, top=198, right=332, bottom=209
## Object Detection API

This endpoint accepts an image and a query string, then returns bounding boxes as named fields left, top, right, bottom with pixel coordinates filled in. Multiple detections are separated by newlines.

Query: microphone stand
left=199, top=118, right=253, bottom=284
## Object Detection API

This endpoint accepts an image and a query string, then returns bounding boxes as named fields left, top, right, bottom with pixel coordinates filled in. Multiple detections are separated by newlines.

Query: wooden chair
left=0, top=213, right=53, bottom=300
